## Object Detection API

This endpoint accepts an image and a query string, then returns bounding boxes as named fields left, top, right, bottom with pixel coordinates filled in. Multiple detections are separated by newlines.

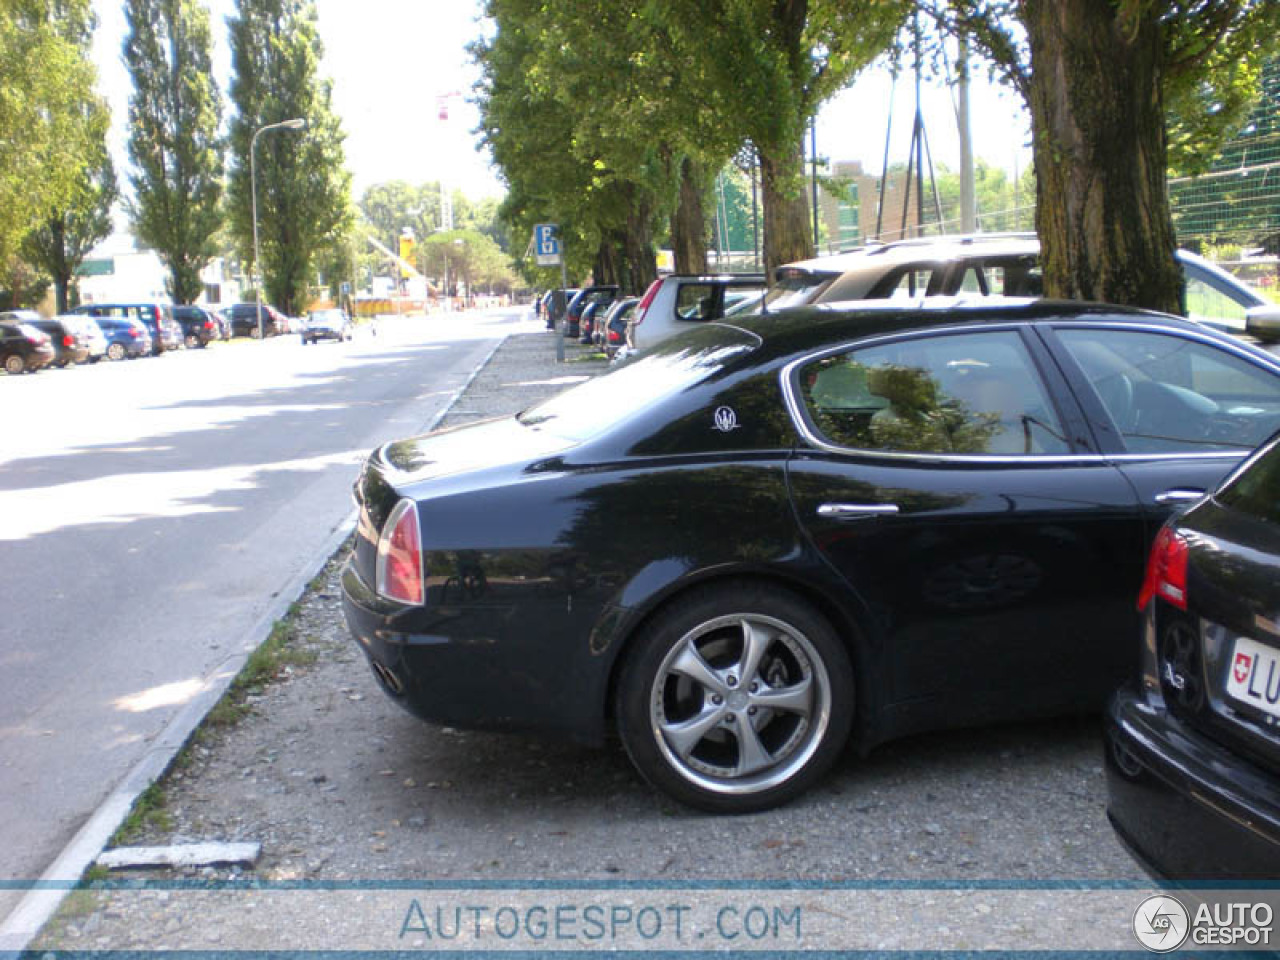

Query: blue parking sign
left=533, top=224, right=561, bottom=265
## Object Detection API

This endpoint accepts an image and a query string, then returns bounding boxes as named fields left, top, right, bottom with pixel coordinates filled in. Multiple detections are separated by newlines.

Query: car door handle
left=817, top=503, right=901, bottom=520
left=1154, top=488, right=1206, bottom=505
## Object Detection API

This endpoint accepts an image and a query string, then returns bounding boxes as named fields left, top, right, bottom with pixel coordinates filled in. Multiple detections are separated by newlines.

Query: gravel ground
left=30, top=329, right=1144, bottom=953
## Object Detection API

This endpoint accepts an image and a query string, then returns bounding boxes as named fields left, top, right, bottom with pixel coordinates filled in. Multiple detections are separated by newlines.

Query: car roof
left=713, top=296, right=1206, bottom=363
left=779, top=234, right=1041, bottom=279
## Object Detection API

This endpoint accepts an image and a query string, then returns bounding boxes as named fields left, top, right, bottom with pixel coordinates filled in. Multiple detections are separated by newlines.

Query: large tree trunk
left=670, top=156, right=708, bottom=275
left=759, top=143, right=813, bottom=278
left=1023, top=0, right=1182, bottom=313
left=623, top=201, right=658, bottom=295
left=593, top=235, right=621, bottom=287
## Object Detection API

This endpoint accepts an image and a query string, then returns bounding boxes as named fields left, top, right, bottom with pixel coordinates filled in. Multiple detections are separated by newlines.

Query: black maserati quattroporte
left=343, top=298, right=1280, bottom=812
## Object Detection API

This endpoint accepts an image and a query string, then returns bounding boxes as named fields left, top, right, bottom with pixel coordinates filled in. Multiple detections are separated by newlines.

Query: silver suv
left=759, top=233, right=1280, bottom=341
left=627, top=273, right=767, bottom=353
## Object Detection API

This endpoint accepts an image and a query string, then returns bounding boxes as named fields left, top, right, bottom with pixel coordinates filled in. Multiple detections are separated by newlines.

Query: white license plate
left=1225, top=635, right=1280, bottom=721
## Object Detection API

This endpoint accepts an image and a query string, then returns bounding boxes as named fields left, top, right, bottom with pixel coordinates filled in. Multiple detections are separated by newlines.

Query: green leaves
left=226, top=0, right=354, bottom=315
left=0, top=0, right=100, bottom=279
left=124, top=0, right=225, bottom=304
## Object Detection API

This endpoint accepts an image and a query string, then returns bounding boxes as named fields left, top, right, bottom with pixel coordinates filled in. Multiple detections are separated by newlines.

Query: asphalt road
left=0, top=307, right=538, bottom=925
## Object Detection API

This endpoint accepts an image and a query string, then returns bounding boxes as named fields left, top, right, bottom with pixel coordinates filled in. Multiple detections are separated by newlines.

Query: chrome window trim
left=779, top=317, right=1277, bottom=464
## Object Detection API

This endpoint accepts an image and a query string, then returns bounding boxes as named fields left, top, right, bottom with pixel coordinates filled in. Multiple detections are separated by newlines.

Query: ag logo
left=1133, top=894, right=1190, bottom=952
left=1234, top=651, right=1253, bottom=685
left=713, top=406, right=740, bottom=433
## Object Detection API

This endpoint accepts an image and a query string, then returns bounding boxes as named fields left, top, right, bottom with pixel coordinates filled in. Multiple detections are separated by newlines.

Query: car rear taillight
left=609, top=329, right=621, bottom=343
left=204, top=320, right=215, bottom=331
left=62, top=334, right=75, bottom=347
left=632, top=278, right=662, bottom=326
left=375, top=499, right=425, bottom=605
left=128, top=328, right=140, bottom=338
left=1137, top=526, right=1189, bottom=611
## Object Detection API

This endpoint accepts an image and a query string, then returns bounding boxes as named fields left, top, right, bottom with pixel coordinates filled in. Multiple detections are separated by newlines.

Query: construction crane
left=367, top=234, right=424, bottom=279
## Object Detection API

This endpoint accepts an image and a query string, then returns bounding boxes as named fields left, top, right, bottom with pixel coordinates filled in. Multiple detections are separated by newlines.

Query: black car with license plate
left=343, top=298, right=1280, bottom=812
left=1106, top=431, right=1280, bottom=878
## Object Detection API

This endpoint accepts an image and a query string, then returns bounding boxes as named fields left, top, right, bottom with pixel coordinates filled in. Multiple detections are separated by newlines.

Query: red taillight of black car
left=62, top=334, right=75, bottom=348
left=375, top=499, right=425, bottom=605
left=1138, top=526, right=1189, bottom=611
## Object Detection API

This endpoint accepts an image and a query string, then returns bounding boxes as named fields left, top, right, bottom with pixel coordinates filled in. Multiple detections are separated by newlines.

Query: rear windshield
left=517, top=326, right=759, bottom=442
left=1216, top=433, right=1280, bottom=526
left=760, top=272, right=835, bottom=312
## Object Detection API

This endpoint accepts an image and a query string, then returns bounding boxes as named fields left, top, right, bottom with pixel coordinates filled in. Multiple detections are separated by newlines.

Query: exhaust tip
left=370, top=660, right=405, bottom=697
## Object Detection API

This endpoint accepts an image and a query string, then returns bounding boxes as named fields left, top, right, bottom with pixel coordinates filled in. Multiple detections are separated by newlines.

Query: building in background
left=75, top=233, right=239, bottom=307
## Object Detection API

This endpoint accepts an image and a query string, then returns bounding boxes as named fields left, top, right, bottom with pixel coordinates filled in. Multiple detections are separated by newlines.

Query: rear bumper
left=1105, top=688, right=1280, bottom=880
left=340, top=557, right=607, bottom=744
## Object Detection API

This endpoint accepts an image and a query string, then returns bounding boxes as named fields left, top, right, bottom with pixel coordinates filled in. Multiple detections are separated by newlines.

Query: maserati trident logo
left=1133, top=894, right=1190, bottom=952
left=713, top=406, right=740, bottom=433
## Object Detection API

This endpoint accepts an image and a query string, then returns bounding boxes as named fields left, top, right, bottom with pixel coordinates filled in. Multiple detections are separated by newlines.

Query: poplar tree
left=226, top=0, right=353, bottom=315
left=123, top=0, right=223, bottom=304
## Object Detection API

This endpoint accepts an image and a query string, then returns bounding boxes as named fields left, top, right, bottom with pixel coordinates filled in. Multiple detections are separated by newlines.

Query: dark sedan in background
left=0, top=318, right=55, bottom=374
left=343, top=298, right=1280, bottom=812
left=1106, top=431, right=1280, bottom=879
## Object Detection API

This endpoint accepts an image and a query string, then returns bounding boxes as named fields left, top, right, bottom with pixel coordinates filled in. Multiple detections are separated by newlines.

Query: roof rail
left=839, top=231, right=1036, bottom=255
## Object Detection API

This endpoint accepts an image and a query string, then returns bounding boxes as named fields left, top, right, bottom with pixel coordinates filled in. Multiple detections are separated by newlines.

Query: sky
left=90, top=0, right=1033, bottom=207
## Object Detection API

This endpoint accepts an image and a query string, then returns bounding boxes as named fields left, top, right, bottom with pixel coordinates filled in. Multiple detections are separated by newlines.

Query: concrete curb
left=0, top=332, right=511, bottom=956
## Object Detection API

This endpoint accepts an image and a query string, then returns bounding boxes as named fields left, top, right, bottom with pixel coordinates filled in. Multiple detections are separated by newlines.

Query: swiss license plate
left=1225, top=635, right=1280, bottom=721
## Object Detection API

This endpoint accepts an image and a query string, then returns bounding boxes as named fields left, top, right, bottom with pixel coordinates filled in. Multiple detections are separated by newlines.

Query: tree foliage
left=22, top=102, right=117, bottom=313
left=0, top=0, right=101, bottom=287
left=124, top=0, right=224, bottom=304
left=926, top=0, right=1280, bottom=313
left=226, top=0, right=354, bottom=315
left=650, top=0, right=909, bottom=274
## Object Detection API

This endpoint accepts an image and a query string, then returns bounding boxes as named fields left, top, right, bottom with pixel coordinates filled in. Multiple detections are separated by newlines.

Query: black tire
left=615, top=582, right=854, bottom=813
left=5, top=354, right=25, bottom=375
left=106, top=343, right=125, bottom=361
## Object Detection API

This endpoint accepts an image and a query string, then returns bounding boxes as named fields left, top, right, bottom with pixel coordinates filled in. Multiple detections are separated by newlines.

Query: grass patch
left=567, top=351, right=608, bottom=363
left=204, top=616, right=317, bottom=730
left=110, top=782, right=172, bottom=846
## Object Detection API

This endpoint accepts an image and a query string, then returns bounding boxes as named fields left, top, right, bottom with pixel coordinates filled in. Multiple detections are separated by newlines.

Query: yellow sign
left=398, top=236, right=415, bottom=278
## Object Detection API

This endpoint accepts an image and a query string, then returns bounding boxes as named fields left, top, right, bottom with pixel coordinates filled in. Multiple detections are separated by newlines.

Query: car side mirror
left=1246, top=304, right=1280, bottom=342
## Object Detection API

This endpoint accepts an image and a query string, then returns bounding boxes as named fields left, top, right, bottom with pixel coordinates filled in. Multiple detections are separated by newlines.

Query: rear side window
left=1217, top=435, right=1280, bottom=525
left=797, top=329, right=1069, bottom=456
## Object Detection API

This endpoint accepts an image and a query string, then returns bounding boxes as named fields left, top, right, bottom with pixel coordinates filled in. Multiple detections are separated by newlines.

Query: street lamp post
left=251, top=117, right=307, bottom=340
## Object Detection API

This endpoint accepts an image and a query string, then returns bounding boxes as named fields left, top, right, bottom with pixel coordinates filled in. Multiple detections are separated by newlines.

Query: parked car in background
left=0, top=311, right=93, bottom=367
left=1106, top=430, right=1280, bottom=879
left=628, top=273, right=768, bottom=353
left=564, top=285, right=618, bottom=339
left=758, top=233, right=1280, bottom=341
left=91, top=315, right=152, bottom=360
left=543, top=289, right=577, bottom=331
left=577, top=300, right=609, bottom=345
left=25, top=315, right=90, bottom=366
left=599, top=297, right=638, bottom=359
left=301, top=307, right=352, bottom=344
left=60, top=314, right=108, bottom=362
left=341, top=297, right=1280, bottom=813
left=172, top=305, right=221, bottom=348
left=69, top=302, right=181, bottom=355
left=225, top=302, right=287, bottom=338
left=209, top=306, right=232, bottom=340
left=0, top=319, right=55, bottom=374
